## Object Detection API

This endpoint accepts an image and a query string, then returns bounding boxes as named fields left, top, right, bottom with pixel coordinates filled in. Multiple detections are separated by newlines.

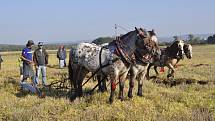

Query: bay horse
left=146, top=40, right=185, bottom=79
left=68, top=27, right=157, bottom=103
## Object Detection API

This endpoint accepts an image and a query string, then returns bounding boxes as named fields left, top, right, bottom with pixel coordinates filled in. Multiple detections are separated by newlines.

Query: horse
left=128, top=30, right=161, bottom=98
left=68, top=27, right=158, bottom=103
left=96, top=30, right=160, bottom=97
left=146, top=40, right=185, bottom=79
left=183, top=44, right=192, bottom=59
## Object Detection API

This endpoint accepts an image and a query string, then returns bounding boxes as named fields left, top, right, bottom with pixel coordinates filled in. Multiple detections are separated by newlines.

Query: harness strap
left=115, top=40, right=132, bottom=66
left=82, top=56, right=119, bottom=87
left=99, top=46, right=108, bottom=79
left=135, top=49, right=152, bottom=64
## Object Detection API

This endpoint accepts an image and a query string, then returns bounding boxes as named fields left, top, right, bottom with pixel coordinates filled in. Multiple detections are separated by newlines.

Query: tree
left=187, top=34, right=202, bottom=44
left=92, top=37, right=113, bottom=45
left=188, top=34, right=195, bottom=41
left=173, top=36, right=179, bottom=41
left=207, top=34, right=215, bottom=44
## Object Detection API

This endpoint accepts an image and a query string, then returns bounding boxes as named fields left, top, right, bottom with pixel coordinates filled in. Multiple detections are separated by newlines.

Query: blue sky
left=0, top=0, right=215, bottom=44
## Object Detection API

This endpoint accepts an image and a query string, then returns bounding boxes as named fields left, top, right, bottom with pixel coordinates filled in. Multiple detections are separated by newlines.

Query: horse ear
left=135, top=27, right=138, bottom=32
left=140, top=28, right=144, bottom=32
left=135, top=27, right=142, bottom=35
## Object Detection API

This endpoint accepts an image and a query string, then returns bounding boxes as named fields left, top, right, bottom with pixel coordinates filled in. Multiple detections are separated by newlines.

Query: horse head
left=116, top=27, right=152, bottom=56
left=169, top=40, right=185, bottom=59
left=183, top=44, right=192, bottom=59
left=148, top=29, right=158, bottom=43
left=178, top=40, right=185, bottom=59
left=134, top=29, right=161, bottom=63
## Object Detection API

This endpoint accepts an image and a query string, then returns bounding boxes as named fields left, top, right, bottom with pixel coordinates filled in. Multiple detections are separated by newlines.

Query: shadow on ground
left=150, top=76, right=215, bottom=87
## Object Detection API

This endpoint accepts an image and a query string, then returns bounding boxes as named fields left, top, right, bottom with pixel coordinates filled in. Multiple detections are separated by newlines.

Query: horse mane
left=119, top=30, right=136, bottom=41
left=148, top=30, right=156, bottom=36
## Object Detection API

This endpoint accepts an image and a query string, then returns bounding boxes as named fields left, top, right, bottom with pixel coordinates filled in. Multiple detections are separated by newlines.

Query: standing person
left=57, top=45, right=66, bottom=68
left=33, top=42, right=49, bottom=86
left=63, top=46, right=67, bottom=67
left=20, top=40, right=35, bottom=83
left=0, top=54, right=3, bottom=70
left=18, top=56, right=23, bottom=81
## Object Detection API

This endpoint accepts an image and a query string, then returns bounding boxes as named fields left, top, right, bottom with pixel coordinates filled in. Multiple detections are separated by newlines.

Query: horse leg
left=103, top=77, right=108, bottom=92
left=109, top=79, right=117, bottom=104
left=137, top=65, right=148, bottom=97
left=154, top=66, right=159, bottom=77
left=97, top=75, right=107, bottom=93
left=101, top=76, right=108, bottom=92
left=78, top=67, right=89, bottom=96
left=109, top=70, right=117, bottom=104
left=118, top=71, right=128, bottom=101
left=128, top=67, right=137, bottom=98
left=97, top=75, right=103, bottom=92
left=146, top=63, right=152, bottom=80
left=69, top=64, right=80, bottom=101
left=137, top=76, right=143, bottom=96
left=167, top=64, right=175, bottom=78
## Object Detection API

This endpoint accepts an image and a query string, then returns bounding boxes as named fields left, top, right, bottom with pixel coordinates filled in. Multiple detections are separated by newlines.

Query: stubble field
left=0, top=45, right=215, bottom=121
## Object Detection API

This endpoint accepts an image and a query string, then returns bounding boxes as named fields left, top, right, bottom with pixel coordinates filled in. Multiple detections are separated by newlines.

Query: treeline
left=92, top=37, right=114, bottom=45
left=172, top=34, right=215, bottom=45
left=207, top=34, right=215, bottom=44
left=1, top=34, right=215, bottom=52
left=0, top=44, right=77, bottom=52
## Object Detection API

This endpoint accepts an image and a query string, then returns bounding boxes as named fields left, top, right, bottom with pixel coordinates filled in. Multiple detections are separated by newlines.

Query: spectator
left=63, top=46, right=67, bottom=67
left=33, top=42, right=49, bottom=86
left=18, top=56, right=23, bottom=81
left=0, top=54, right=3, bottom=70
left=20, top=40, right=35, bottom=84
left=57, top=45, right=67, bottom=68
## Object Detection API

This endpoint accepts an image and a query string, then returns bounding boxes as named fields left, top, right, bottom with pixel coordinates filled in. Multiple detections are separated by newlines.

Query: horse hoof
left=109, top=97, right=114, bottom=104
left=120, top=98, right=125, bottom=101
left=167, top=74, right=172, bottom=78
left=137, top=93, right=143, bottom=97
left=128, top=92, right=133, bottom=98
left=69, top=95, right=77, bottom=102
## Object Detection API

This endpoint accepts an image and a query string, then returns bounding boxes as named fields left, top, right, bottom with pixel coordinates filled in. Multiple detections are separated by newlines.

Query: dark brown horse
left=146, top=40, right=185, bottom=78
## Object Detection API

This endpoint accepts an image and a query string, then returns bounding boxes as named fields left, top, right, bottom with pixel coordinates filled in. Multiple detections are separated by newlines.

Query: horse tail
left=68, top=60, right=72, bottom=86
left=68, top=48, right=75, bottom=88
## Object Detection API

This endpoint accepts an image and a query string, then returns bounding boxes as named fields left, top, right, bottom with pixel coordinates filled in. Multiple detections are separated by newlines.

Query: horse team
left=68, top=27, right=193, bottom=103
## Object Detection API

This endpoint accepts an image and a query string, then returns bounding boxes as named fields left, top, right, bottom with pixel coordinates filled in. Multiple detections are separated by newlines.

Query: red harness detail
left=111, top=82, right=117, bottom=90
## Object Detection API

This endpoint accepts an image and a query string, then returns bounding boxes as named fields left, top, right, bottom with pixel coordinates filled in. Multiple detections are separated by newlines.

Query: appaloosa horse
left=146, top=40, right=185, bottom=79
left=68, top=27, right=157, bottom=103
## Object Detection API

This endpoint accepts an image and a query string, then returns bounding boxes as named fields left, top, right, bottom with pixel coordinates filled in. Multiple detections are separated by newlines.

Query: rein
left=135, top=49, right=153, bottom=64
left=115, top=41, right=133, bottom=66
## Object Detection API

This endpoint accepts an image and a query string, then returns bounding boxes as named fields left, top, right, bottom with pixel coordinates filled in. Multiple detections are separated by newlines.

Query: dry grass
left=0, top=45, right=215, bottom=121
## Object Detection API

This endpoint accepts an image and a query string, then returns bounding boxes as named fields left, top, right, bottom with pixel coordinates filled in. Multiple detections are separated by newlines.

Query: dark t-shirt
left=22, top=47, right=33, bottom=61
